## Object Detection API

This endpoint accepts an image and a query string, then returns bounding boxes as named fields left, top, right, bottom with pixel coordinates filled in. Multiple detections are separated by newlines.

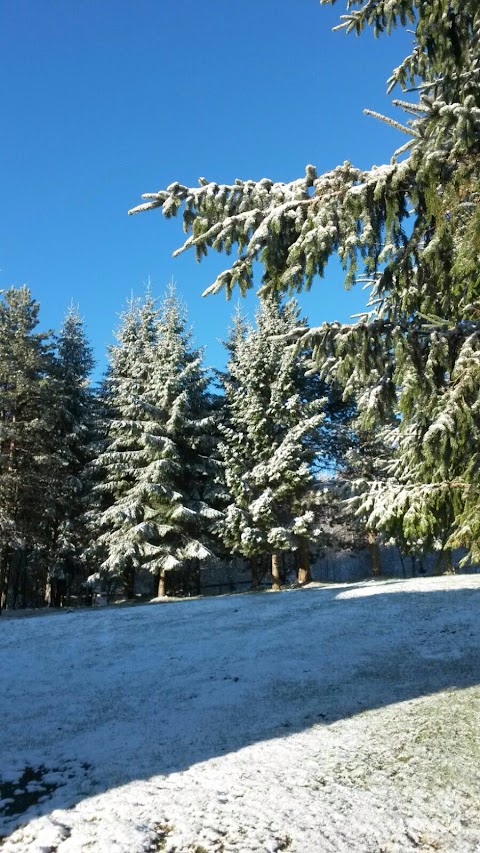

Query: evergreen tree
left=95, top=285, right=223, bottom=598
left=94, top=290, right=159, bottom=598
left=45, top=305, right=95, bottom=606
left=129, top=1, right=480, bottom=566
left=340, top=426, right=395, bottom=576
left=220, top=297, right=325, bottom=589
left=0, top=287, right=57, bottom=610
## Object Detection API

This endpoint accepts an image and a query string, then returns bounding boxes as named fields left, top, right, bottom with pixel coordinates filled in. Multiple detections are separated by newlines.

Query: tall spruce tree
left=45, top=305, right=96, bottom=606
left=95, top=285, right=223, bottom=598
left=140, top=285, right=224, bottom=595
left=220, top=297, right=325, bottom=589
left=0, top=287, right=57, bottom=611
left=94, top=290, right=159, bottom=597
left=129, top=1, right=480, bottom=566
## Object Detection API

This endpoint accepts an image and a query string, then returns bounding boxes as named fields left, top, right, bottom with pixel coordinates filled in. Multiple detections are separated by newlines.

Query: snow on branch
left=128, top=160, right=417, bottom=299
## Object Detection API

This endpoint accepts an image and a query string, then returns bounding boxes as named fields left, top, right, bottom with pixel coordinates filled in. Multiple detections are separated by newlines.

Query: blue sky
left=1, top=0, right=410, bottom=380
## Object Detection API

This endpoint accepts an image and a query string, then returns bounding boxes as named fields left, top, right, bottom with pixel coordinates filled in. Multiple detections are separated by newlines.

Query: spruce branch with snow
left=129, top=1, right=480, bottom=565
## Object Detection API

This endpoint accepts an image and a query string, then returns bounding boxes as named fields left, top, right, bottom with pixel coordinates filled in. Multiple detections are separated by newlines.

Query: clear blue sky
left=1, top=0, right=410, bottom=380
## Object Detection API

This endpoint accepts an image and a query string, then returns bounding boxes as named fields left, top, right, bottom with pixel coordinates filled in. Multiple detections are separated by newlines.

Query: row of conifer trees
left=0, top=283, right=373, bottom=610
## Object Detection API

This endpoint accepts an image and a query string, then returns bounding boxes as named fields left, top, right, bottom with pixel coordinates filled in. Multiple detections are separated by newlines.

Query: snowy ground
left=1, top=576, right=480, bottom=852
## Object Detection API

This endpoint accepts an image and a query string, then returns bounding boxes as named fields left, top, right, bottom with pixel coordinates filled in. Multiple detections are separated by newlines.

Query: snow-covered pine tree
left=340, top=426, right=396, bottom=577
left=220, top=297, right=325, bottom=590
left=93, top=289, right=159, bottom=598
left=95, top=285, right=223, bottom=598
left=0, top=287, right=57, bottom=611
left=45, top=305, right=96, bottom=606
left=136, top=284, right=224, bottom=596
left=129, top=1, right=480, bottom=566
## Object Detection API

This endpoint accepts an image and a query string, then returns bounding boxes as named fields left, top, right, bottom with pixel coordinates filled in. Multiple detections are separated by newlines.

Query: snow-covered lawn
left=1, top=576, right=480, bottom=852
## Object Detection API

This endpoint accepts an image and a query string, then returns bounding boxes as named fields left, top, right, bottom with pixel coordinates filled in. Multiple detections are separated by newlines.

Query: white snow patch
left=1, top=575, right=480, bottom=851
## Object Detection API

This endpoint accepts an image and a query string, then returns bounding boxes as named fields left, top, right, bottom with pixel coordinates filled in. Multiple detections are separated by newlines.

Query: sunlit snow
left=1, top=576, right=480, bottom=851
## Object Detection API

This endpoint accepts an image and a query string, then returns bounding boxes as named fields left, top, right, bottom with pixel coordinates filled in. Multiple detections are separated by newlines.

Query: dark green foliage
left=46, top=306, right=96, bottom=604
left=0, top=287, right=57, bottom=608
left=129, top=1, right=480, bottom=564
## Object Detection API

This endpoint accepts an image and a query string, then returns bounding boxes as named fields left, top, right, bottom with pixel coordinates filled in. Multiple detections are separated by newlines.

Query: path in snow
left=1, top=576, right=480, bottom=851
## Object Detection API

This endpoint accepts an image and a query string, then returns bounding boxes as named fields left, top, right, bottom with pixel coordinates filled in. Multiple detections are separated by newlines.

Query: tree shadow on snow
left=1, top=580, right=479, bottom=835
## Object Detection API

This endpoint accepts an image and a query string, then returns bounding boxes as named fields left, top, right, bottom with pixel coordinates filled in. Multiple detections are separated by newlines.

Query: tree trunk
left=297, top=537, right=311, bottom=584
left=157, top=571, right=166, bottom=597
left=11, top=553, right=21, bottom=609
left=434, top=548, right=455, bottom=575
left=250, top=555, right=259, bottom=589
left=53, top=578, right=65, bottom=608
left=367, top=530, right=382, bottom=577
left=123, top=564, right=135, bottom=600
left=0, top=548, right=11, bottom=612
left=193, top=558, right=201, bottom=596
left=397, top=547, right=407, bottom=579
left=444, top=549, right=455, bottom=574
left=271, top=552, right=282, bottom=591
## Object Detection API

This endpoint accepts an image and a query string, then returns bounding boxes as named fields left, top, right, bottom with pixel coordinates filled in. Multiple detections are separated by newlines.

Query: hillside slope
left=1, top=576, right=480, bottom=852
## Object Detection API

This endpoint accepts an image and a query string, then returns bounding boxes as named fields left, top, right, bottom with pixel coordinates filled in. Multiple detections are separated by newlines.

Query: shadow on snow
left=1, top=580, right=479, bottom=835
